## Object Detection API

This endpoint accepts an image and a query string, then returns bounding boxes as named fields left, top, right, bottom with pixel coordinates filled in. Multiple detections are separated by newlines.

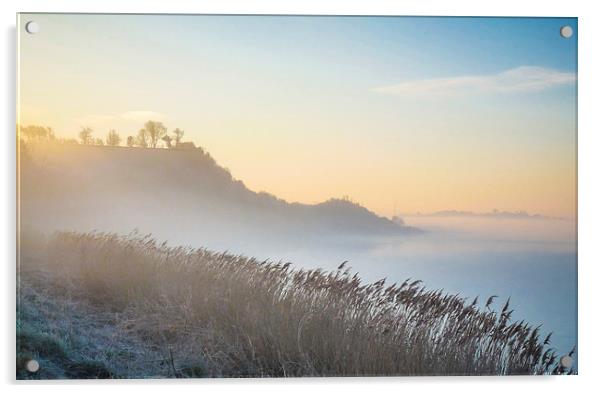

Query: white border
left=3, top=1, right=601, bottom=392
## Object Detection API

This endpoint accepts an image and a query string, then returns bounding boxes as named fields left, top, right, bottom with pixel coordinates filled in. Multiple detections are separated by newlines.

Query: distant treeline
left=18, top=121, right=193, bottom=149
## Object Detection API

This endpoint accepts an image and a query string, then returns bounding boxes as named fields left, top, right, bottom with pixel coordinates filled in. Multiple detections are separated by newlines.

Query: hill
left=19, top=142, right=418, bottom=252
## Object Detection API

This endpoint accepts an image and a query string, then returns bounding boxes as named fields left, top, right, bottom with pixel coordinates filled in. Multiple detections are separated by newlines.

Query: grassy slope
left=17, top=231, right=572, bottom=378
left=17, top=271, right=171, bottom=379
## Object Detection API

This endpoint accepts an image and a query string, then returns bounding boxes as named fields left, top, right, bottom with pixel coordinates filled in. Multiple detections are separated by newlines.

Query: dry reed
left=19, top=230, right=574, bottom=377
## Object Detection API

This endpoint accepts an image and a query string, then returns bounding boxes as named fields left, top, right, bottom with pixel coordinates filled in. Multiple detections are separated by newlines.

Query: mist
left=19, top=141, right=576, bottom=359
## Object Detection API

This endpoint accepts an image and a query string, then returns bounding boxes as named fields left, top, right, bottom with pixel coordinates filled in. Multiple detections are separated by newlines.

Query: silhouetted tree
left=143, top=121, right=167, bottom=148
left=106, top=129, right=121, bottom=146
left=95, top=138, right=104, bottom=146
left=173, top=128, right=184, bottom=145
left=79, top=127, right=94, bottom=145
left=161, top=134, right=173, bottom=148
left=20, top=126, right=39, bottom=141
left=20, top=125, right=55, bottom=142
left=126, top=135, right=135, bottom=147
left=135, top=128, right=149, bottom=148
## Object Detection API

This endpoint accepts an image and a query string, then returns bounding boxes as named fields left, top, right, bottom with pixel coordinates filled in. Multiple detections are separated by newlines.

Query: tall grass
left=20, top=230, right=573, bottom=377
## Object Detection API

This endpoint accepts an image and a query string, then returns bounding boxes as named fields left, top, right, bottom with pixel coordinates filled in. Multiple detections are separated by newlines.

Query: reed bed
left=19, top=230, right=573, bottom=377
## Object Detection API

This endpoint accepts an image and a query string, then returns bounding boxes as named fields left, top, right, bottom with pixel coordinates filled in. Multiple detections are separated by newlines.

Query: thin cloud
left=373, top=66, right=576, bottom=97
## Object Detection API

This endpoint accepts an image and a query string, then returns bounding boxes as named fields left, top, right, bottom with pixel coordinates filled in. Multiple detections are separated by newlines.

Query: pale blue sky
left=18, top=15, right=577, bottom=217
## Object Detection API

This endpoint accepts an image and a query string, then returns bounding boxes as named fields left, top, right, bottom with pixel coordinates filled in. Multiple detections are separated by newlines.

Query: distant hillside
left=19, top=142, right=418, bottom=251
left=400, top=210, right=562, bottom=220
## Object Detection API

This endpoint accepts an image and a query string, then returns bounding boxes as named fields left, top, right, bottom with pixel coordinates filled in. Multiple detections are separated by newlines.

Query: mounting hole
left=560, top=25, right=573, bottom=39
left=25, top=21, right=40, bottom=34
left=25, top=359, right=40, bottom=373
left=560, top=355, right=573, bottom=369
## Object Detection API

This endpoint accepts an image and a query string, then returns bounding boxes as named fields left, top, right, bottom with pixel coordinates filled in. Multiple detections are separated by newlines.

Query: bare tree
left=143, top=121, right=167, bottom=148
left=161, top=135, right=173, bottom=148
left=135, top=128, right=149, bottom=148
left=79, top=127, right=94, bottom=145
left=126, top=135, right=135, bottom=147
left=106, top=129, right=121, bottom=146
left=173, top=128, right=184, bottom=145
left=20, top=125, right=55, bottom=142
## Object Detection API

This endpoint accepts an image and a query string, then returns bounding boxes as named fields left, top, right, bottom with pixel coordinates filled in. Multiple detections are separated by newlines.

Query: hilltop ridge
left=19, top=142, right=418, bottom=252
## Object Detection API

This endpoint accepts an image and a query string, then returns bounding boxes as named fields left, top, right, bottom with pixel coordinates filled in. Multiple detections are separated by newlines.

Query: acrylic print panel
left=16, top=14, right=577, bottom=379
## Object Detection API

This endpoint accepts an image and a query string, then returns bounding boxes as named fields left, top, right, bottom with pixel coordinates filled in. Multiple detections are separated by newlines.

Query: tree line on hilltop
left=19, top=121, right=191, bottom=149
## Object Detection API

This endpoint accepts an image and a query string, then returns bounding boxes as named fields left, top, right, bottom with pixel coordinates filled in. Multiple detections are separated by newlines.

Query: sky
left=17, top=14, right=577, bottom=218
